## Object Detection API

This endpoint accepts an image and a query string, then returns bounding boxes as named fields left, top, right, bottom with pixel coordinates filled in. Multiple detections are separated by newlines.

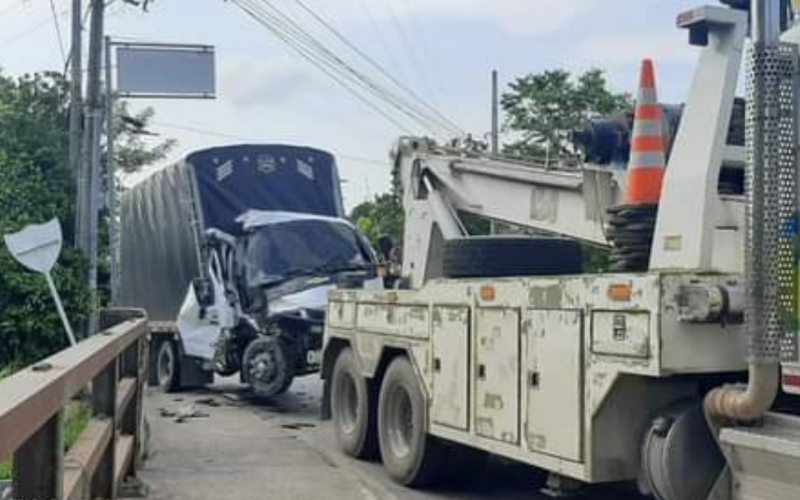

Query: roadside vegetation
left=0, top=70, right=173, bottom=371
left=0, top=363, right=91, bottom=480
left=0, top=69, right=169, bottom=481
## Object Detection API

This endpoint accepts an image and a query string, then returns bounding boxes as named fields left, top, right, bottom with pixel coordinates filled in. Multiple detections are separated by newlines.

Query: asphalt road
left=141, top=377, right=647, bottom=500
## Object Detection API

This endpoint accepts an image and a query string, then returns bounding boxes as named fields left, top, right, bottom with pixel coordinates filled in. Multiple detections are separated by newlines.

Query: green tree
left=0, top=71, right=91, bottom=366
left=350, top=194, right=404, bottom=250
left=502, top=68, right=631, bottom=161
left=0, top=71, right=174, bottom=368
left=111, top=102, right=176, bottom=175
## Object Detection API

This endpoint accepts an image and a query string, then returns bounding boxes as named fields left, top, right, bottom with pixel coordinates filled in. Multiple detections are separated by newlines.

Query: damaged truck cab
left=121, top=144, right=380, bottom=398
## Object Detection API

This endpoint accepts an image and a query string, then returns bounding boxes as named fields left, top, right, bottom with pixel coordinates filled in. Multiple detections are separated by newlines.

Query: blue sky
left=0, top=0, right=707, bottom=209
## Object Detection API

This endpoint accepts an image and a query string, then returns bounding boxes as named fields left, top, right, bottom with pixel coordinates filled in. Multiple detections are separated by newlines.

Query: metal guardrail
left=0, top=309, right=149, bottom=500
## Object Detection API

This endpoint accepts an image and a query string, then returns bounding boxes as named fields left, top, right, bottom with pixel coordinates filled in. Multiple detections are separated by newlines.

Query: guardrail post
left=12, top=410, right=64, bottom=500
left=120, top=337, right=142, bottom=470
left=92, top=361, right=118, bottom=500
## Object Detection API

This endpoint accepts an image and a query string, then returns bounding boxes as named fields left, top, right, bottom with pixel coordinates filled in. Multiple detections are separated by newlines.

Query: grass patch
left=0, top=401, right=91, bottom=481
left=64, top=401, right=92, bottom=450
left=0, top=366, right=13, bottom=481
left=0, top=364, right=19, bottom=381
left=0, top=458, right=9, bottom=483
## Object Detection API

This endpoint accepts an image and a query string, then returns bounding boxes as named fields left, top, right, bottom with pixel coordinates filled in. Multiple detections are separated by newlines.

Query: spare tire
left=442, top=236, right=583, bottom=279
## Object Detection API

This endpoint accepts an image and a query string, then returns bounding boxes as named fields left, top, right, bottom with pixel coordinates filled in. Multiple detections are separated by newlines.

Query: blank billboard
left=116, top=44, right=216, bottom=98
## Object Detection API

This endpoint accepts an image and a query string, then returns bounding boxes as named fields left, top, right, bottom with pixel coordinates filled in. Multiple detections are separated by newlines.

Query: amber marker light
left=480, top=284, right=496, bottom=302
left=607, top=283, right=632, bottom=302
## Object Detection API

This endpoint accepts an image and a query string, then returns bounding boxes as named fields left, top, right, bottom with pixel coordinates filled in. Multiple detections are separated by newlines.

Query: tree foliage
left=501, top=69, right=631, bottom=161
left=0, top=71, right=174, bottom=368
left=0, top=71, right=91, bottom=367
left=112, top=102, right=176, bottom=175
left=350, top=194, right=404, bottom=249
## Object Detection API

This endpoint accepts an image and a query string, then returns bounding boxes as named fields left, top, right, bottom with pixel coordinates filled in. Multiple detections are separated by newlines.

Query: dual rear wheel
left=331, top=348, right=485, bottom=487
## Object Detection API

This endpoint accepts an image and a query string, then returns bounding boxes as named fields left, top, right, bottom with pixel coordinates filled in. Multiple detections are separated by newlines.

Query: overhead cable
left=290, top=0, right=463, bottom=135
left=233, top=0, right=419, bottom=136
left=244, top=0, right=456, bottom=138
left=231, top=0, right=460, bottom=140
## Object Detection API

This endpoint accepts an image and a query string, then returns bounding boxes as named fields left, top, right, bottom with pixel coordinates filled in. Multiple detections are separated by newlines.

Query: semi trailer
left=120, top=144, right=381, bottom=397
left=321, top=2, right=800, bottom=499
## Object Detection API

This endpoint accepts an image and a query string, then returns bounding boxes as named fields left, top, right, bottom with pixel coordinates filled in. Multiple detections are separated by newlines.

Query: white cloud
left=400, top=0, right=601, bottom=36
left=312, top=0, right=603, bottom=36
left=566, top=31, right=697, bottom=68
left=220, top=57, right=316, bottom=108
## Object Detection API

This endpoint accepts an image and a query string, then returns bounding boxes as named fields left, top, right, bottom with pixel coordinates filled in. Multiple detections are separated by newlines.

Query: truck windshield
left=244, top=219, right=372, bottom=287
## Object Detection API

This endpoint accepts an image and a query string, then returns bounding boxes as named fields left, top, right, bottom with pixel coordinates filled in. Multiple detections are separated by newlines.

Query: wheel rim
left=248, top=347, right=279, bottom=386
left=335, top=371, right=359, bottom=435
left=386, top=384, right=414, bottom=458
left=158, top=344, right=173, bottom=386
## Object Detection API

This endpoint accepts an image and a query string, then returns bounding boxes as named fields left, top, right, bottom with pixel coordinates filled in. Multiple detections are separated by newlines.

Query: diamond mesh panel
left=745, top=43, right=798, bottom=363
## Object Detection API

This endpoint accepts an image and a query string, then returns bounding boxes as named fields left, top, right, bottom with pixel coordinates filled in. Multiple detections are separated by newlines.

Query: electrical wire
left=289, top=0, right=463, bottom=136
left=234, top=0, right=417, bottom=136
left=49, top=0, right=68, bottom=65
left=150, top=120, right=389, bottom=166
left=231, top=0, right=460, bottom=140
left=0, top=13, right=62, bottom=49
left=394, top=0, right=449, bottom=110
left=355, top=0, right=409, bottom=93
left=243, top=0, right=456, bottom=138
left=384, top=0, right=437, bottom=106
left=0, top=0, right=28, bottom=19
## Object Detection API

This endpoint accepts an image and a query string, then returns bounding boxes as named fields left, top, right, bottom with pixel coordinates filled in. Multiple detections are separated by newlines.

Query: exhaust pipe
left=705, top=364, right=780, bottom=425
left=705, top=0, right=793, bottom=426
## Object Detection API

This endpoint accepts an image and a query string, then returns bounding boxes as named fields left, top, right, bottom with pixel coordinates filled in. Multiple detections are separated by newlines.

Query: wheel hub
left=336, top=373, right=359, bottom=434
left=387, top=385, right=414, bottom=458
left=249, top=350, right=277, bottom=384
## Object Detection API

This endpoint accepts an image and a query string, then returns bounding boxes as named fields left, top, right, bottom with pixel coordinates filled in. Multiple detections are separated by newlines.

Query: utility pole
left=80, top=0, right=105, bottom=302
left=105, top=37, right=120, bottom=304
left=491, top=70, right=499, bottom=156
left=69, top=0, right=83, bottom=244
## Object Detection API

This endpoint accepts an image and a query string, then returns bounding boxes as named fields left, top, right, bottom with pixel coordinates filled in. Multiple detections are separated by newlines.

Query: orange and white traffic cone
left=624, top=59, right=666, bottom=205
left=607, top=59, right=665, bottom=272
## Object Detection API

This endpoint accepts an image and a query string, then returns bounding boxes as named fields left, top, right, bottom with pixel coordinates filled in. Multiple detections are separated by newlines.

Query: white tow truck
left=322, top=1, right=800, bottom=499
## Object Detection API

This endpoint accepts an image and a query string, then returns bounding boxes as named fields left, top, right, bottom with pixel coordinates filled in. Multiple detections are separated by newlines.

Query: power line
left=0, top=14, right=59, bottom=49
left=0, top=0, right=29, bottom=19
left=244, top=0, right=453, bottom=137
left=384, top=0, right=437, bottom=107
left=150, top=120, right=389, bottom=166
left=50, top=0, right=68, bottom=65
left=231, top=0, right=460, bottom=140
left=394, top=0, right=450, bottom=110
left=234, top=0, right=418, bottom=136
left=289, top=0, right=464, bottom=136
left=354, top=0, right=409, bottom=88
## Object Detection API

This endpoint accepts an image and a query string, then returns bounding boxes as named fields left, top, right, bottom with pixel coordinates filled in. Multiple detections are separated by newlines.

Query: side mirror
left=192, top=277, right=215, bottom=308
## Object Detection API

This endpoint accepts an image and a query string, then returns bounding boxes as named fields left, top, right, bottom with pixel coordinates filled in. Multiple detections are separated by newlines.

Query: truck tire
left=331, top=348, right=378, bottom=459
left=155, top=340, right=181, bottom=393
left=242, top=337, right=294, bottom=398
left=378, top=356, right=445, bottom=487
left=442, top=236, right=583, bottom=279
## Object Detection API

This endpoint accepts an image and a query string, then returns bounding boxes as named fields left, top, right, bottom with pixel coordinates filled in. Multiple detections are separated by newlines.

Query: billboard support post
left=106, top=40, right=216, bottom=304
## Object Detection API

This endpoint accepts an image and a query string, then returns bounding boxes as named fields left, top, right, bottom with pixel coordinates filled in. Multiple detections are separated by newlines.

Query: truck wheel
left=378, top=356, right=444, bottom=487
left=155, top=340, right=181, bottom=393
left=640, top=402, right=723, bottom=500
left=442, top=236, right=583, bottom=278
left=331, top=348, right=378, bottom=459
left=242, top=337, right=294, bottom=398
